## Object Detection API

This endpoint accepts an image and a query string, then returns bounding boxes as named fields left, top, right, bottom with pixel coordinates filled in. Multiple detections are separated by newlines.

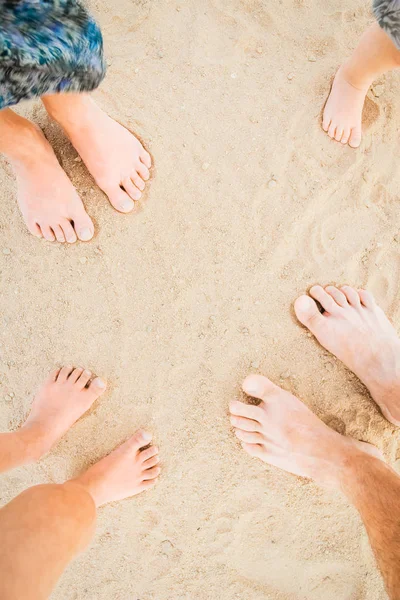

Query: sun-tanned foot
left=43, top=94, right=152, bottom=214
left=230, top=374, right=383, bottom=488
left=322, top=65, right=370, bottom=148
left=73, top=430, right=160, bottom=507
left=19, top=367, right=106, bottom=459
left=4, top=117, right=95, bottom=243
left=295, top=285, right=400, bottom=426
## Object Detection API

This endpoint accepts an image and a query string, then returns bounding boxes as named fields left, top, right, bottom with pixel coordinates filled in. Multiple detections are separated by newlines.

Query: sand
left=0, top=0, right=399, bottom=598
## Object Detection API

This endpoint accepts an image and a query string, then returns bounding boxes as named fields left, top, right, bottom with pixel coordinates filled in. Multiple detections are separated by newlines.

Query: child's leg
left=0, top=430, right=160, bottom=600
left=322, top=23, right=400, bottom=147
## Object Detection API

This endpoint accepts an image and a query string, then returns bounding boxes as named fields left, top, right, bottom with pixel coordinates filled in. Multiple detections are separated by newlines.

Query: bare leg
left=42, top=93, right=152, bottom=214
left=0, top=430, right=160, bottom=600
left=322, top=23, right=400, bottom=147
left=0, top=109, right=94, bottom=242
left=0, top=366, right=106, bottom=473
left=230, top=374, right=400, bottom=598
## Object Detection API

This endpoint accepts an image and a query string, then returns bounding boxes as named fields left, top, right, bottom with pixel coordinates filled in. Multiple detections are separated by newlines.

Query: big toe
left=242, top=374, right=278, bottom=401
left=86, top=377, right=107, bottom=400
left=72, top=210, right=95, bottom=242
left=294, top=295, right=325, bottom=335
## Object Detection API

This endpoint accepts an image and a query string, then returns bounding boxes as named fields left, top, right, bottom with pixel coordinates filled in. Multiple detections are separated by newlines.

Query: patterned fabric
left=373, top=0, right=400, bottom=49
left=0, top=0, right=106, bottom=109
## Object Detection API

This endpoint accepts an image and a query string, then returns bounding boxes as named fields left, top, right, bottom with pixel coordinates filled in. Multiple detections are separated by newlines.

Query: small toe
left=51, top=224, right=66, bottom=243
left=235, top=429, right=265, bottom=444
left=139, top=479, right=157, bottom=491
left=60, top=219, right=78, bottom=244
left=341, top=285, right=361, bottom=306
left=328, top=122, right=336, bottom=139
left=122, top=177, right=142, bottom=202
left=309, top=285, right=340, bottom=313
left=140, top=446, right=159, bottom=462
left=325, top=285, right=348, bottom=307
left=140, top=149, right=152, bottom=169
left=136, top=162, right=150, bottom=181
left=334, top=127, right=344, bottom=142
left=294, top=294, right=327, bottom=333
left=131, top=172, right=145, bottom=191
left=349, top=126, right=362, bottom=148
left=142, top=466, right=161, bottom=481
left=41, top=225, right=56, bottom=242
left=341, top=127, right=351, bottom=144
left=76, top=369, right=92, bottom=389
left=58, top=366, right=74, bottom=382
left=230, top=415, right=261, bottom=432
left=242, top=374, right=279, bottom=403
left=48, top=368, right=61, bottom=382
left=322, top=112, right=331, bottom=132
left=28, top=223, right=43, bottom=239
left=241, top=442, right=267, bottom=460
left=358, top=289, right=376, bottom=308
left=69, top=368, right=84, bottom=383
left=108, top=188, right=136, bottom=213
left=229, top=399, right=265, bottom=421
left=142, top=455, right=160, bottom=469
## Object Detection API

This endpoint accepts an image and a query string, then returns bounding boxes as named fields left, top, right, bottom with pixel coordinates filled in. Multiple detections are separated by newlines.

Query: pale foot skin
left=230, top=374, right=383, bottom=488
left=0, top=110, right=95, bottom=242
left=73, top=430, right=160, bottom=507
left=42, top=94, right=152, bottom=214
left=322, top=66, right=367, bottom=148
left=294, top=286, right=400, bottom=426
left=20, top=367, right=107, bottom=459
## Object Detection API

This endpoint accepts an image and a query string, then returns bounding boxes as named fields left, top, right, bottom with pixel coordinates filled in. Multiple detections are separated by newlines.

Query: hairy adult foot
left=74, top=430, right=160, bottom=506
left=295, top=285, right=400, bottom=426
left=43, top=94, right=152, bottom=214
left=11, top=123, right=94, bottom=243
left=322, top=66, right=369, bottom=148
left=230, top=374, right=383, bottom=488
left=21, top=367, right=106, bottom=458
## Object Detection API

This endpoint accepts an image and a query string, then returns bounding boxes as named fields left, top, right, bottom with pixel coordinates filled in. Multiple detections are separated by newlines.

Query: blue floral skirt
left=0, top=0, right=106, bottom=110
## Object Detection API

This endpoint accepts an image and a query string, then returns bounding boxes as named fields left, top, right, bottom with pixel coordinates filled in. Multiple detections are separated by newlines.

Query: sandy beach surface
left=1, top=0, right=400, bottom=598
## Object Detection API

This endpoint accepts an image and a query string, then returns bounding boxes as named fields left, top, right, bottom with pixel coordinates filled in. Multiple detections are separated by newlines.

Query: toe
left=136, top=162, right=150, bottom=181
left=60, top=219, right=78, bottom=244
left=58, top=366, right=74, bottom=382
left=235, top=429, right=265, bottom=444
left=41, top=225, right=56, bottom=242
left=139, top=479, right=157, bottom=491
left=230, top=415, right=261, bottom=432
left=47, top=368, right=61, bottom=382
left=341, top=127, right=350, bottom=145
left=142, top=455, right=160, bottom=469
left=328, top=122, right=336, bottom=139
left=229, top=399, right=265, bottom=421
left=85, top=376, right=107, bottom=399
left=325, top=285, right=348, bottom=307
left=28, top=222, right=43, bottom=239
left=108, top=188, right=136, bottom=213
left=358, top=289, right=376, bottom=308
left=76, top=369, right=92, bottom=389
left=52, top=224, right=66, bottom=243
left=334, top=127, right=344, bottom=142
left=241, top=442, right=267, bottom=460
left=71, top=211, right=94, bottom=242
left=294, top=294, right=327, bottom=334
left=140, top=149, right=152, bottom=169
left=69, top=368, right=84, bottom=383
left=309, top=285, right=341, bottom=313
left=142, top=466, right=161, bottom=481
left=322, top=111, right=331, bottom=132
left=131, top=172, right=146, bottom=191
left=126, top=430, right=153, bottom=452
left=341, top=285, right=361, bottom=307
left=242, top=374, right=279, bottom=403
left=140, top=446, right=159, bottom=462
left=122, top=177, right=142, bottom=202
left=349, top=126, right=362, bottom=148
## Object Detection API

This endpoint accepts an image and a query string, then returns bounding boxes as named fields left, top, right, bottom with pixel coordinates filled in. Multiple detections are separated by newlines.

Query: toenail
left=141, top=432, right=152, bottom=442
left=95, top=378, right=106, bottom=388
left=79, top=228, right=93, bottom=241
left=121, top=199, right=134, bottom=212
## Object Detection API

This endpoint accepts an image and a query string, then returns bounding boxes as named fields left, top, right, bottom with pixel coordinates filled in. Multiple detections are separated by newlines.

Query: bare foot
left=43, top=94, right=152, bottom=214
left=294, top=286, right=400, bottom=426
left=20, top=367, right=106, bottom=458
left=230, top=374, right=383, bottom=488
left=9, top=121, right=95, bottom=243
left=322, top=65, right=369, bottom=148
left=73, top=430, right=160, bottom=507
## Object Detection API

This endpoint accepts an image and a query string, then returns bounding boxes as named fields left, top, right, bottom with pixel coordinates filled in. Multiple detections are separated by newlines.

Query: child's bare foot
left=43, top=94, right=152, bottom=214
left=230, top=374, right=383, bottom=488
left=73, top=430, right=160, bottom=507
left=0, top=111, right=94, bottom=243
left=295, top=286, right=400, bottom=426
left=322, top=65, right=369, bottom=148
left=20, top=367, right=106, bottom=458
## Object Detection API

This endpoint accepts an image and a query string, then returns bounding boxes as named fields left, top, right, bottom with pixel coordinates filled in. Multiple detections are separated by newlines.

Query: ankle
left=339, top=62, right=373, bottom=93
left=42, top=93, right=95, bottom=128
left=17, top=423, right=53, bottom=462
